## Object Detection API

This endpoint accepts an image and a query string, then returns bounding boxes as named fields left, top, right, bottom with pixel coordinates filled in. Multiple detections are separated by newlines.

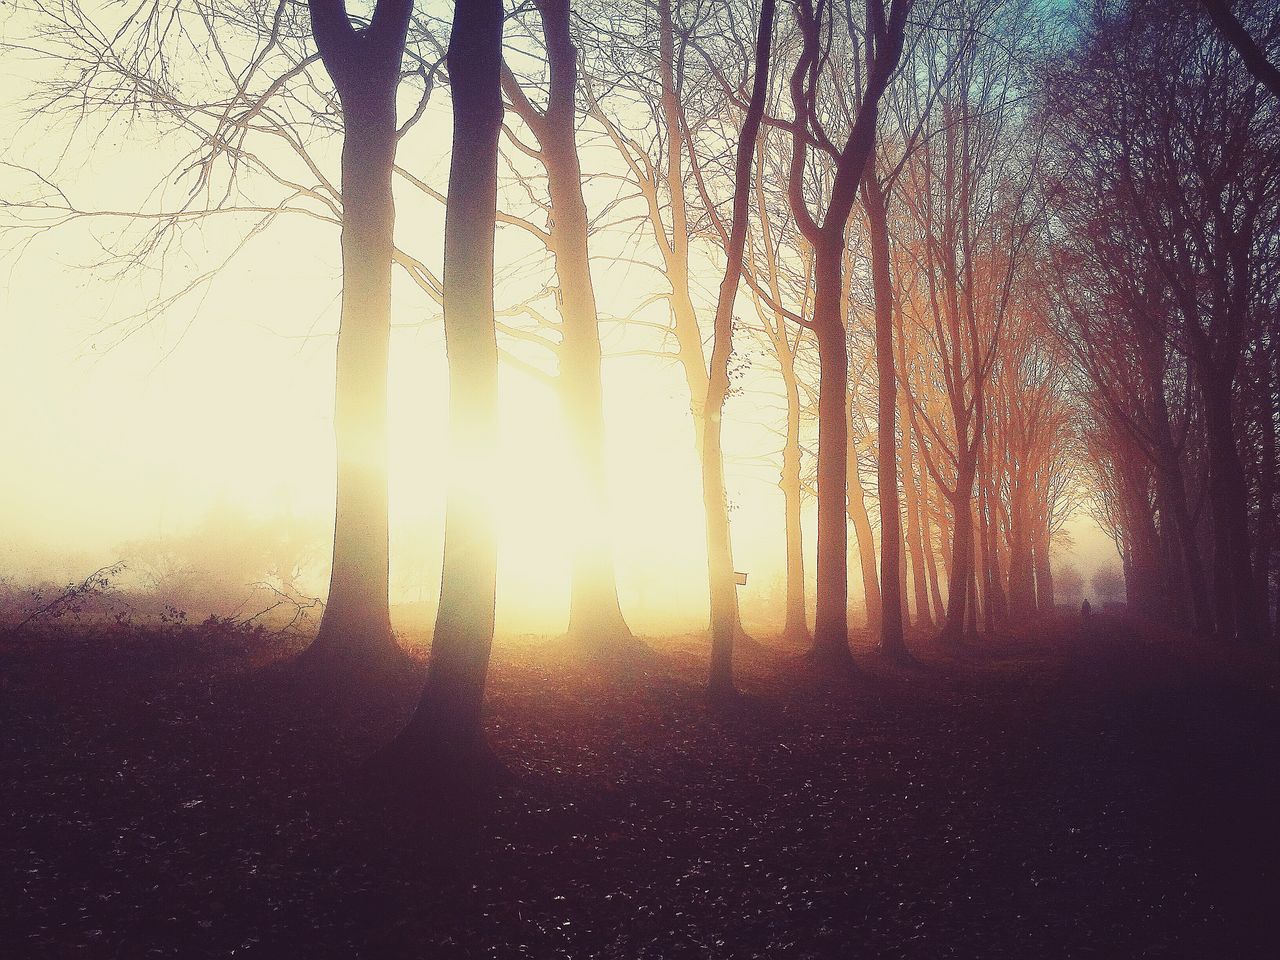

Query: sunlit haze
left=0, top=16, right=1112, bottom=635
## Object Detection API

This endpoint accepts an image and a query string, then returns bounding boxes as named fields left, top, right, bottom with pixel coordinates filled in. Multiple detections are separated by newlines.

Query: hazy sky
left=0, top=3, right=1117, bottom=633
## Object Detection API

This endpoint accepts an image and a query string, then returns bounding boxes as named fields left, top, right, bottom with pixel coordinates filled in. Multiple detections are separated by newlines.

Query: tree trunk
left=978, top=446, right=1007, bottom=630
left=934, top=464, right=953, bottom=583
left=1032, top=507, right=1054, bottom=612
left=701, top=0, right=775, bottom=696
left=901, top=393, right=932, bottom=630
left=965, top=540, right=981, bottom=640
left=976, top=464, right=996, bottom=634
left=656, top=0, right=745, bottom=644
left=302, top=0, right=412, bottom=674
left=812, top=238, right=853, bottom=663
left=537, top=0, right=633, bottom=650
left=1164, top=463, right=1211, bottom=632
left=939, top=460, right=976, bottom=644
left=780, top=351, right=810, bottom=642
left=863, top=169, right=904, bottom=656
left=1255, top=353, right=1275, bottom=638
left=920, top=465, right=945, bottom=620
left=1006, top=474, right=1036, bottom=619
left=846, top=426, right=884, bottom=635
left=1151, top=438, right=1210, bottom=634
left=1200, top=365, right=1259, bottom=643
left=394, top=0, right=504, bottom=760
left=753, top=150, right=809, bottom=644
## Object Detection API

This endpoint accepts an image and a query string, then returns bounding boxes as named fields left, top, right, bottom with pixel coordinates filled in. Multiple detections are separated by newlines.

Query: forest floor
left=2, top=614, right=1278, bottom=959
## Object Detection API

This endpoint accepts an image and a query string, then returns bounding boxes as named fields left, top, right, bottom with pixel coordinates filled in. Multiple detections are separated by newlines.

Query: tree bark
left=1006, top=473, right=1036, bottom=619
left=1032, top=502, right=1055, bottom=612
left=1200, top=364, right=1260, bottom=643
left=394, top=0, right=504, bottom=760
left=782, top=0, right=910, bottom=664
left=812, top=239, right=854, bottom=663
left=532, top=0, right=634, bottom=650
left=751, top=157, right=810, bottom=643
left=1255, top=351, right=1275, bottom=638
left=302, top=0, right=412, bottom=673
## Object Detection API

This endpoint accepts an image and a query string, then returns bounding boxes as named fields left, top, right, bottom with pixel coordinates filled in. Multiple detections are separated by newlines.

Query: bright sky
left=0, top=4, right=1116, bottom=634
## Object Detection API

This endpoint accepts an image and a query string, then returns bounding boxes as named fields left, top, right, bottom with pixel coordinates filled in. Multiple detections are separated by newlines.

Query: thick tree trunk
left=302, top=0, right=412, bottom=674
left=701, top=400, right=737, bottom=693
left=1200, top=367, right=1259, bottom=643
left=308, top=100, right=398, bottom=669
left=977, top=449, right=1005, bottom=630
left=537, top=0, right=632, bottom=650
left=1255, top=355, right=1275, bottom=638
left=812, top=239, right=853, bottom=664
left=1133, top=329, right=1211, bottom=631
left=394, top=0, right=504, bottom=760
left=1164, top=465, right=1211, bottom=632
left=965, top=540, right=981, bottom=640
left=976, top=467, right=996, bottom=634
left=1032, top=507, right=1054, bottom=613
left=934, top=466, right=953, bottom=583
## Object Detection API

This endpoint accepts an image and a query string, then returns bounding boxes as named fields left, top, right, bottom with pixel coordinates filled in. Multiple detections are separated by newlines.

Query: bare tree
left=1197, top=0, right=1280, bottom=100
left=297, top=0, right=414, bottom=675
left=1046, top=0, right=1280, bottom=642
left=385, top=0, right=505, bottom=767
left=895, top=0, right=1045, bottom=642
left=499, top=0, right=637, bottom=654
left=784, top=0, right=911, bottom=664
left=699, top=0, right=776, bottom=696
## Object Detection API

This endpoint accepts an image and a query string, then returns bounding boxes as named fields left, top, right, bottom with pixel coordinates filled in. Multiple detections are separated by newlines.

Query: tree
left=862, top=158, right=908, bottom=655
left=784, top=0, right=911, bottom=664
left=499, top=0, right=636, bottom=654
left=745, top=135, right=814, bottom=643
left=297, top=0, right=415, bottom=675
left=385, top=0, right=504, bottom=767
left=3, top=0, right=454, bottom=671
left=1197, top=0, right=1280, bottom=100
left=1045, top=0, right=1280, bottom=642
left=699, top=0, right=776, bottom=696
left=895, top=0, right=1046, bottom=642
left=582, top=0, right=758, bottom=644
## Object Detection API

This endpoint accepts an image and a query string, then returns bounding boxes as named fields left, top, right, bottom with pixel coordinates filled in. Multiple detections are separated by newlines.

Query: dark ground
left=2, top=617, right=1278, bottom=959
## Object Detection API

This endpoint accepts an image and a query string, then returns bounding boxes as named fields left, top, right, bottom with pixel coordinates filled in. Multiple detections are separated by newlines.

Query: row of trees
left=6, top=0, right=1279, bottom=765
left=1048, top=0, right=1280, bottom=645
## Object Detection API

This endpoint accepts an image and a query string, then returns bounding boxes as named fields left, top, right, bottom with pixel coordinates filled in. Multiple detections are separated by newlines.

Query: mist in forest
left=1, top=0, right=1278, bottom=957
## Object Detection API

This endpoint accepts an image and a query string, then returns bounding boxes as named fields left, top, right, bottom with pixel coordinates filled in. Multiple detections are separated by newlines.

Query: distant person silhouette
left=1081, top=598, right=1092, bottom=621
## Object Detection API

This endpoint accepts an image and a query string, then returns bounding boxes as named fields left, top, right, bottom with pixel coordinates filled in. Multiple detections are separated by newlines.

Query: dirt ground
left=2, top=617, right=1278, bottom=959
